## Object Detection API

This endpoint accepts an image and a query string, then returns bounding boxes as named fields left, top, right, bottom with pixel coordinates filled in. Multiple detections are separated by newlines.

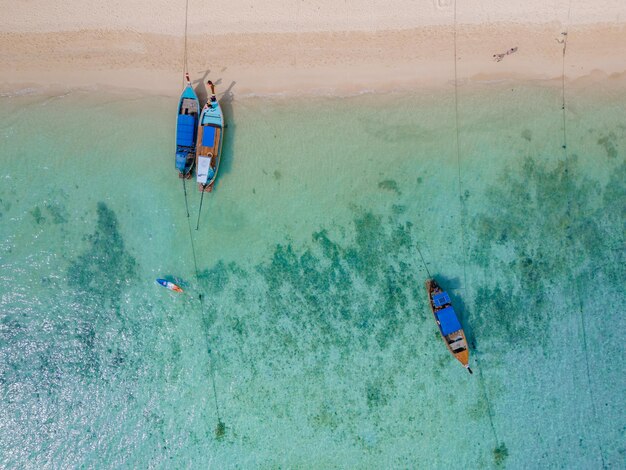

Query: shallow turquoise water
left=0, top=80, right=624, bottom=468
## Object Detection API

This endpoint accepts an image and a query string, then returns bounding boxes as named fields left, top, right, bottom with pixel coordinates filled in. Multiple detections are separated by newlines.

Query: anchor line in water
left=182, top=176, right=190, bottom=218
left=198, top=287, right=223, bottom=426
left=177, top=0, right=223, bottom=430
left=184, top=203, right=223, bottom=426
left=186, top=207, right=200, bottom=278
left=452, top=1, right=468, bottom=295
left=415, top=243, right=432, bottom=279
left=452, top=1, right=500, bottom=448
left=575, top=278, right=606, bottom=469
left=559, top=6, right=606, bottom=467
left=473, top=353, right=499, bottom=443
left=196, top=186, right=206, bottom=230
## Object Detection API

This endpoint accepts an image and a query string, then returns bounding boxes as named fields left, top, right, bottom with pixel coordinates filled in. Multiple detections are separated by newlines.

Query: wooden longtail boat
left=196, top=80, right=224, bottom=192
left=175, top=73, right=200, bottom=178
left=426, top=279, right=472, bottom=374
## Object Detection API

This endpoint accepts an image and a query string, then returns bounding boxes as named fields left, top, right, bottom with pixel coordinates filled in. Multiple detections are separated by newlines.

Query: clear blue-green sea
left=0, top=79, right=624, bottom=468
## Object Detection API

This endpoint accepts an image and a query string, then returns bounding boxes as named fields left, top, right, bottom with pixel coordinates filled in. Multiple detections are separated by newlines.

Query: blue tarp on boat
left=436, top=306, right=462, bottom=335
left=433, top=291, right=451, bottom=307
left=202, top=126, right=216, bottom=147
left=176, top=114, right=195, bottom=147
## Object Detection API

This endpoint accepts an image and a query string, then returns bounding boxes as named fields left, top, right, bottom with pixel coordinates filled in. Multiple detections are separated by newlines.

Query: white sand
left=1, top=0, right=625, bottom=96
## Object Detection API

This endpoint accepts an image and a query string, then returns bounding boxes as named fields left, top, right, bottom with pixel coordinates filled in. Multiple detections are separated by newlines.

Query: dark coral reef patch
left=67, top=202, right=137, bottom=311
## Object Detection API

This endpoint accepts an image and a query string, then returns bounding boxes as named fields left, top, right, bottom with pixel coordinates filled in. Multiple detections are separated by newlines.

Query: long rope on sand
left=182, top=0, right=189, bottom=85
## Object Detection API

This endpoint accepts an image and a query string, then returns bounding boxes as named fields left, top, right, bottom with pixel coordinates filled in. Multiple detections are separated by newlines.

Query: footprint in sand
left=493, top=46, right=518, bottom=62
left=435, top=0, right=453, bottom=9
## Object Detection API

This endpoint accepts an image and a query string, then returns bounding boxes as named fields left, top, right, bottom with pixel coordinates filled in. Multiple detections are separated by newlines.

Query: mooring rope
left=452, top=0, right=500, bottom=448
left=560, top=26, right=568, bottom=154
left=196, top=188, right=206, bottom=230
left=178, top=0, right=223, bottom=433
left=559, top=5, right=606, bottom=466
left=452, top=1, right=468, bottom=295
left=184, top=202, right=224, bottom=432
left=182, top=177, right=190, bottom=218
left=575, top=280, right=606, bottom=468
left=416, top=243, right=432, bottom=279
left=472, top=352, right=499, bottom=440
left=185, top=209, right=200, bottom=279
left=180, top=0, right=192, bottom=213
left=182, top=0, right=190, bottom=87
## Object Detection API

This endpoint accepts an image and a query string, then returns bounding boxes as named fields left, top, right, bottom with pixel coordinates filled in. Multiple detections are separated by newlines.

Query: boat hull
left=426, top=279, right=471, bottom=372
left=175, top=83, right=200, bottom=177
left=196, top=93, right=224, bottom=192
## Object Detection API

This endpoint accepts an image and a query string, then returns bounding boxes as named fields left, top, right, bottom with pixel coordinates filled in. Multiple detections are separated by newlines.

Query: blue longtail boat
left=196, top=80, right=224, bottom=192
left=426, top=279, right=472, bottom=374
left=175, top=73, right=200, bottom=178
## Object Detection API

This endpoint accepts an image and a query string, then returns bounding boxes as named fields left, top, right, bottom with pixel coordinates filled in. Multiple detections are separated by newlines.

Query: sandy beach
left=1, top=0, right=625, bottom=96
